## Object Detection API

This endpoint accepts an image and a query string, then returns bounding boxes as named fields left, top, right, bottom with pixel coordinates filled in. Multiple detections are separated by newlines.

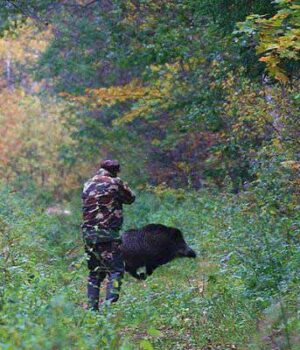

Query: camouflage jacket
left=82, top=168, right=135, bottom=243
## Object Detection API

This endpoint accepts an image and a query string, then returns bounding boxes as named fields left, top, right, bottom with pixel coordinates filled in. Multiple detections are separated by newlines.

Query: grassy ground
left=0, top=188, right=299, bottom=349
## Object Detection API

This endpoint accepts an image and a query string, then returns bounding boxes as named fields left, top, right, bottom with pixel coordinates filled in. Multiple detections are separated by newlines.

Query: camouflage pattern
left=82, top=168, right=135, bottom=243
left=82, top=165, right=135, bottom=309
left=86, top=240, right=124, bottom=309
left=85, top=240, right=124, bottom=274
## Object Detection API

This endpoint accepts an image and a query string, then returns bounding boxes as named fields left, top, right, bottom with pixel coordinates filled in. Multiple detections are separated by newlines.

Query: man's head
left=100, top=159, right=120, bottom=177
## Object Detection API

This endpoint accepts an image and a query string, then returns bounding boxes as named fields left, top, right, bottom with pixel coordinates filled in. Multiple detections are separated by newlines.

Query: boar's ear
left=169, top=227, right=183, bottom=240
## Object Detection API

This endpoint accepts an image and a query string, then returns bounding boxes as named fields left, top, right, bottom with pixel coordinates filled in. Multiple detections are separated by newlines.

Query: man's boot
left=105, top=272, right=123, bottom=303
left=87, top=273, right=100, bottom=311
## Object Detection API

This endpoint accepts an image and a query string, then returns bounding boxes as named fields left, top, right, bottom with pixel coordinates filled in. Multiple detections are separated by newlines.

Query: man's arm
left=116, top=178, right=135, bottom=204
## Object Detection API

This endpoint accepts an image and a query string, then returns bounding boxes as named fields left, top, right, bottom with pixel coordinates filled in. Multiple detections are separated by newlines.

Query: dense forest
left=0, top=1, right=299, bottom=349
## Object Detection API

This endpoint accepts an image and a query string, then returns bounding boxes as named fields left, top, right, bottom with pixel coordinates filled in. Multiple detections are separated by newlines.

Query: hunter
left=82, top=159, right=135, bottom=310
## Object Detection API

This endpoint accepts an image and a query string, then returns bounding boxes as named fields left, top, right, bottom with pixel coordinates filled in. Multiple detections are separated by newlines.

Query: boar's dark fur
left=120, top=223, right=196, bottom=280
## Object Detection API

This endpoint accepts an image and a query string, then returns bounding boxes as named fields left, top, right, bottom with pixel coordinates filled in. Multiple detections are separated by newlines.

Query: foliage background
left=0, top=0, right=299, bottom=349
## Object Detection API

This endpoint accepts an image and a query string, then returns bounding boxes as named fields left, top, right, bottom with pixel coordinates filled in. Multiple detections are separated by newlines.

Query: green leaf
left=147, top=327, right=162, bottom=337
left=140, top=339, right=154, bottom=350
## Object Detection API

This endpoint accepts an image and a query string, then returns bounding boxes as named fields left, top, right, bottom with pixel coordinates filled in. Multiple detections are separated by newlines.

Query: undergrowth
left=0, top=186, right=299, bottom=349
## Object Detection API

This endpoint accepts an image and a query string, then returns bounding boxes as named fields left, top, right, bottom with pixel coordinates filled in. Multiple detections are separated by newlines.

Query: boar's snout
left=186, top=247, right=197, bottom=258
left=178, top=246, right=197, bottom=258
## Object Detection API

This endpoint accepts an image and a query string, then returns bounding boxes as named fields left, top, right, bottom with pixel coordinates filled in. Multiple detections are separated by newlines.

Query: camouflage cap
left=100, top=159, right=120, bottom=174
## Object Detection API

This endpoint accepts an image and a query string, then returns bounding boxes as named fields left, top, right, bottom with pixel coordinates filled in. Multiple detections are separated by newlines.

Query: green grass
left=0, top=188, right=299, bottom=349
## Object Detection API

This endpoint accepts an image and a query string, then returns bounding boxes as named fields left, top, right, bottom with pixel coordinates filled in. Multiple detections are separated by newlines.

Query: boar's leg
left=137, top=272, right=147, bottom=280
left=130, top=270, right=147, bottom=280
left=146, top=265, right=154, bottom=276
left=125, top=264, right=147, bottom=280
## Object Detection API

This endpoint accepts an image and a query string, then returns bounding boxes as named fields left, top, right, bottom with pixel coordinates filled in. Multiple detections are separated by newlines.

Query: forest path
left=61, top=191, right=257, bottom=350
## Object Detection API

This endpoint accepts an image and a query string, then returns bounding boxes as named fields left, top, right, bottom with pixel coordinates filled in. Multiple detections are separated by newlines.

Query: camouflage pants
left=85, top=240, right=124, bottom=310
